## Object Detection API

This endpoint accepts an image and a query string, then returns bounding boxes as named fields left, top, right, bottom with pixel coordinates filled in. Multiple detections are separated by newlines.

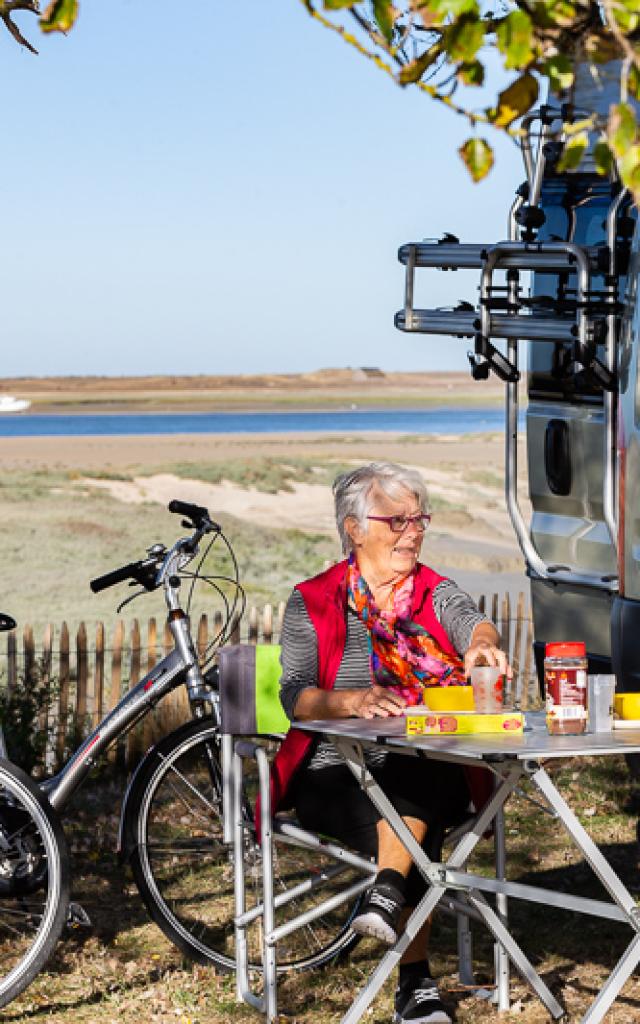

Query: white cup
left=588, top=674, right=615, bottom=733
left=470, top=666, right=504, bottom=714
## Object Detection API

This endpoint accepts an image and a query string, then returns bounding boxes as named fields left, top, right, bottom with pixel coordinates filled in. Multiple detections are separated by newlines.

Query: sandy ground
left=0, top=430, right=512, bottom=470
left=0, top=431, right=529, bottom=603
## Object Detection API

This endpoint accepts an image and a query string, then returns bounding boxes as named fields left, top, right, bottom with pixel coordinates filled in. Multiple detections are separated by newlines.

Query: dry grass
left=2, top=757, right=640, bottom=1023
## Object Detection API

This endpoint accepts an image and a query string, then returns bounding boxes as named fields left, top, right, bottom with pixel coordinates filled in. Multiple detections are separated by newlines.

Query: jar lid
left=545, top=641, right=586, bottom=658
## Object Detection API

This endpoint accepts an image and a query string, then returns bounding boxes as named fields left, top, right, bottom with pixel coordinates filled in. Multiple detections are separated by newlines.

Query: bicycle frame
left=41, top=521, right=223, bottom=813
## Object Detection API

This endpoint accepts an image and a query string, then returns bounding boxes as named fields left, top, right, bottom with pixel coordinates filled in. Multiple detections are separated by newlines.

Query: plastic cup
left=470, top=666, right=504, bottom=713
left=588, top=675, right=615, bottom=732
left=614, top=692, right=640, bottom=721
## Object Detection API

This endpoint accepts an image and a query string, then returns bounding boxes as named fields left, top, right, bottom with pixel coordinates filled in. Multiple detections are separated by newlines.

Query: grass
left=155, top=457, right=356, bottom=494
left=0, top=464, right=342, bottom=634
left=23, top=390, right=507, bottom=413
left=2, top=755, right=640, bottom=1023
left=0, top=446, right=520, bottom=636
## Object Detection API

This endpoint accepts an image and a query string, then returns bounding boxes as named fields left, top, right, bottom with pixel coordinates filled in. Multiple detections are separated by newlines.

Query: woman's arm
left=293, top=683, right=405, bottom=721
left=432, top=580, right=511, bottom=678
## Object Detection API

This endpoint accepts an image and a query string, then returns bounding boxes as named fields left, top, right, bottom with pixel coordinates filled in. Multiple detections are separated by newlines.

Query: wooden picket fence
left=0, top=592, right=536, bottom=772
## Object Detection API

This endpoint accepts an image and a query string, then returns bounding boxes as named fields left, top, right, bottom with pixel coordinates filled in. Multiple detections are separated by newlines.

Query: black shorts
left=289, top=753, right=470, bottom=903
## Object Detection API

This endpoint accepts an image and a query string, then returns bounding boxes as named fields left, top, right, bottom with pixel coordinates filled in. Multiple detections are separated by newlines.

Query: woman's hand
left=464, top=623, right=512, bottom=680
left=464, top=640, right=511, bottom=678
left=349, top=685, right=407, bottom=719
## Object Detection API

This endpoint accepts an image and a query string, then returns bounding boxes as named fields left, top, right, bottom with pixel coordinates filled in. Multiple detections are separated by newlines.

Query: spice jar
left=544, top=642, right=588, bottom=735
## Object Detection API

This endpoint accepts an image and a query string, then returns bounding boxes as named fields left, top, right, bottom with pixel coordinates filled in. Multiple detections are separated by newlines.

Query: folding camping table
left=296, top=712, right=640, bottom=1024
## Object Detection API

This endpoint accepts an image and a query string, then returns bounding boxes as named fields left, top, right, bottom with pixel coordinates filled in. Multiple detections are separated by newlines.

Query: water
left=0, top=407, right=522, bottom=437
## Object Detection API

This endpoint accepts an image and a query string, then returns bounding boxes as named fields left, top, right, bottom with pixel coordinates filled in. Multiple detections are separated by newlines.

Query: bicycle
left=0, top=500, right=360, bottom=1009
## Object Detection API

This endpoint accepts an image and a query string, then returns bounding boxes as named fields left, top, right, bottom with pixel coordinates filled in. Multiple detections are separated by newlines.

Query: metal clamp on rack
left=396, top=236, right=613, bottom=386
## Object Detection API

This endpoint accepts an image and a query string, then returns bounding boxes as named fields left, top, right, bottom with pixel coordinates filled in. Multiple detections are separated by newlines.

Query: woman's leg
left=291, top=761, right=454, bottom=1021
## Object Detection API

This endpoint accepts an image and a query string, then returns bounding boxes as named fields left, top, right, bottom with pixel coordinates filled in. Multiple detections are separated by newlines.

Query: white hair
left=332, top=462, right=430, bottom=555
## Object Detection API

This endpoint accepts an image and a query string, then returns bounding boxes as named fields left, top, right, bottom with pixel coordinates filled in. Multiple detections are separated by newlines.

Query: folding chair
left=218, top=643, right=376, bottom=1021
left=218, top=644, right=501, bottom=1021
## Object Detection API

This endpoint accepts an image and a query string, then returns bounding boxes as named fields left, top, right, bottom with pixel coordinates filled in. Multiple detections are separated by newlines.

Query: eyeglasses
left=366, top=513, right=431, bottom=534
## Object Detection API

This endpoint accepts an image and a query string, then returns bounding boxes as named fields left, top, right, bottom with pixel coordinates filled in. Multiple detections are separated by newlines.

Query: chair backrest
left=217, top=643, right=289, bottom=736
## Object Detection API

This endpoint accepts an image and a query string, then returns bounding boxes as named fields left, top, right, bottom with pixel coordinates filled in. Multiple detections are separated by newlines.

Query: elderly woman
left=272, top=463, right=509, bottom=1024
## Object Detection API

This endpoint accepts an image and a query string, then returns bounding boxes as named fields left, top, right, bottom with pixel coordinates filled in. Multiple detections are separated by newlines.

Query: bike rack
left=394, top=112, right=631, bottom=592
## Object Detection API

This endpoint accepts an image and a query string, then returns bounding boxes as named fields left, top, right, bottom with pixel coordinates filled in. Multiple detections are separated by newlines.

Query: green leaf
left=458, top=137, right=494, bottom=182
left=40, top=0, right=79, bottom=33
left=372, top=0, right=395, bottom=43
left=444, top=14, right=485, bottom=63
left=489, top=72, right=538, bottom=127
left=593, top=140, right=614, bottom=177
left=610, top=0, right=640, bottom=34
left=428, top=0, right=479, bottom=17
left=563, top=117, right=594, bottom=136
left=496, top=11, right=535, bottom=70
left=556, top=131, right=588, bottom=173
left=618, top=144, right=640, bottom=200
left=544, top=54, right=574, bottom=93
left=398, top=44, right=442, bottom=85
left=629, top=65, right=640, bottom=102
left=323, top=0, right=358, bottom=8
left=531, top=0, right=576, bottom=30
left=608, top=103, right=638, bottom=158
left=458, top=59, right=485, bottom=87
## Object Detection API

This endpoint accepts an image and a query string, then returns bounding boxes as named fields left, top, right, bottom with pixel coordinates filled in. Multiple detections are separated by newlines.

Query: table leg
left=340, top=885, right=449, bottom=1024
left=532, top=766, right=640, bottom=924
left=466, top=891, right=564, bottom=1019
left=532, top=765, right=640, bottom=1024
left=494, top=805, right=510, bottom=1011
left=335, top=741, right=563, bottom=1020
left=581, top=934, right=640, bottom=1024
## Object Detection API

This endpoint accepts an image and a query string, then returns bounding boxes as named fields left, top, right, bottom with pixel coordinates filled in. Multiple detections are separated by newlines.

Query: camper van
left=396, top=64, right=640, bottom=693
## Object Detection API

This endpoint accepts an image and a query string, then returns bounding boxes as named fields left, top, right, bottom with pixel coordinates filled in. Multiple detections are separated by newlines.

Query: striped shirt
left=280, top=578, right=490, bottom=770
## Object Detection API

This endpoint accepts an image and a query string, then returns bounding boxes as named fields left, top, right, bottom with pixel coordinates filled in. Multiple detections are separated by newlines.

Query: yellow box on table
left=405, top=711, right=524, bottom=736
left=407, top=684, right=523, bottom=735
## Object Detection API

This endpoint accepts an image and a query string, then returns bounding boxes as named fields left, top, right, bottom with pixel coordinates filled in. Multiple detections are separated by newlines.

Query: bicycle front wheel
left=122, top=718, right=361, bottom=973
left=0, top=759, right=69, bottom=1008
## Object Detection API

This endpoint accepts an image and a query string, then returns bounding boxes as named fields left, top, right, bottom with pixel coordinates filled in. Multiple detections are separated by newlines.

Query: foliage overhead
left=3, top=2, right=640, bottom=197
left=301, top=1, right=640, bottom=199
left=0, top=0, right=78, bottom=54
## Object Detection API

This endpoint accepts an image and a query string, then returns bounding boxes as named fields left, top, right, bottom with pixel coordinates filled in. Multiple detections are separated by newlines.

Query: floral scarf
left=346, top=555, right=466, bottom=706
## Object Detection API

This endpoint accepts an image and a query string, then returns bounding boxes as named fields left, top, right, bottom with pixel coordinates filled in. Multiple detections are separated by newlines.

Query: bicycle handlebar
left=90, top=500, right=220, bottom=595
left=168, top=499, right=218, bottom=531
left=89, top=558, right=158, bottom=594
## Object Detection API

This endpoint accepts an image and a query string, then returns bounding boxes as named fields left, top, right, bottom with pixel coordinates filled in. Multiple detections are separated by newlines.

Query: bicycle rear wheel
left=122, top=718, right=361, bottom=973
left=0, top=759, right=69, bottom=1008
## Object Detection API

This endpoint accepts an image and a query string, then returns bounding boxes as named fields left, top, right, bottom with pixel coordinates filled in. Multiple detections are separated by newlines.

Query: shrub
left=0, top=657, right=57, bottom=775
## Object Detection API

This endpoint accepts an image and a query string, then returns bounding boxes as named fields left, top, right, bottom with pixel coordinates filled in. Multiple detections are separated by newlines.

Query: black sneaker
left=393, top=977, right=452, bottom=1024
left=351, top=880, right=405, bottom=944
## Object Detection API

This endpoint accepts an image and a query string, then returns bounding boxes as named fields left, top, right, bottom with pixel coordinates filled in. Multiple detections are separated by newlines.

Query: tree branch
left=602, top=0, right=640, bottom=72
left=302, top=0, right=489, bottom=126
left=0, top=0, right=40, bottom=53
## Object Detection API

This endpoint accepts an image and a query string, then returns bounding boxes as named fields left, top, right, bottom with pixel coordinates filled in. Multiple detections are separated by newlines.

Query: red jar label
left=545, top=667, right=587, bottom=733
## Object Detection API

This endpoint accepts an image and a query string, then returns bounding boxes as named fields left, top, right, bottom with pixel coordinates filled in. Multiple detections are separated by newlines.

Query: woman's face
left=347, top=484, right=425, bottom=580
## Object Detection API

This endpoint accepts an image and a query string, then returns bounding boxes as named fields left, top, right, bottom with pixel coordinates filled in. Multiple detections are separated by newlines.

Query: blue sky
left=1, top=1, right=523, bottom=376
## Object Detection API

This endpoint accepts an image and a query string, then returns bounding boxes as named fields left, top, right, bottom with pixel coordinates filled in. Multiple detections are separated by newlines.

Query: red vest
left=266, top=560, right=470, bottom=815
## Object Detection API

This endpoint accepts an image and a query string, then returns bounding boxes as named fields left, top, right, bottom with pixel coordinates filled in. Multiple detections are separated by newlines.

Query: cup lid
left=545, top=641, right=586, bottom=658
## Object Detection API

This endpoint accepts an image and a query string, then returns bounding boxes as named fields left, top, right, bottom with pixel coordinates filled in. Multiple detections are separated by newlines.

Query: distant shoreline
left=0, top=369, right=516, bottom=414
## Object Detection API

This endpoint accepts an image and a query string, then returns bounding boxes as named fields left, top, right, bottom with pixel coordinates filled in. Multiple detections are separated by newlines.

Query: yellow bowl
left=614, top=693, right=640, bottom=720
left=423, top=685, right=474, bottom=712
